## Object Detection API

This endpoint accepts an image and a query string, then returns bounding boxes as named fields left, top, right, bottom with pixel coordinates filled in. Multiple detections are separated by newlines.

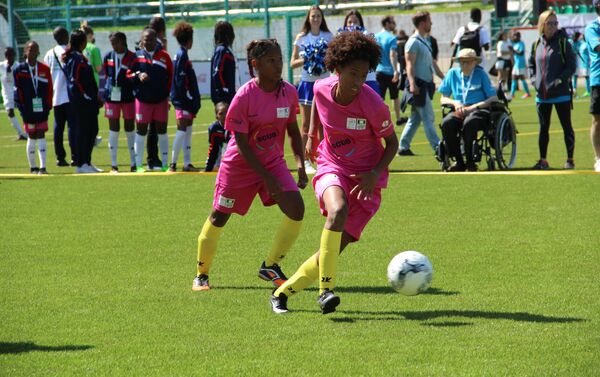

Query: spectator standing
left=584, top=0, right=600, bottom=172
left=290, top=5, right=333, bottom=175
left=510, top=31, right=531, bottom=99
left=14, top=41, right=53, bottom=174
left=451, top=8, right=491, bottom=67
left=573, top=33, right=591, bottom=98
left=210, top=21, right=237, bottom=105
left=43, top=27, right=74, bottom=166
left=529, top=10, right=576, bottom=170
left=496, top=31, right=513, bottom=95
left=103, top=32, right=137, bottom=173
left=0, top=47, right=27, bottom=140
left=169, top=22, right=202, bottom=173
left=146, top=17, right=168, bottom=171
left=81, top=22, right=103, bottom=148
left=375, top=16, right=402, bottom=126
left=64, top=30, right=101, bottom=173
left=128, top=28, right=173, bottom=173
left=397, top=11, right=443, bottom=156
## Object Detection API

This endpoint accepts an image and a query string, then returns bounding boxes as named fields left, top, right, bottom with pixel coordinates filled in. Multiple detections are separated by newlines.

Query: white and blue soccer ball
left=387, top=251, right=433, bottom=296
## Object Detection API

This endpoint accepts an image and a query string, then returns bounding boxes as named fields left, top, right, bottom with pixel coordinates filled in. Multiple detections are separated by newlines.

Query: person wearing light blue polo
left=439, top=48, right=497, bottom=172
left=584, top=0, right=600, bottom=172
left=375, top=16, right=401, bottom=125
left=398, top=11, right=444, bottom=156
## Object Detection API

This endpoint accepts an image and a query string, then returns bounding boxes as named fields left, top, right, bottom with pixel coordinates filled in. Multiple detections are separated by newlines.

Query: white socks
left=171, top=130, right=186, bottom=165
left=134, top=133, right=146, bottom=167
left=158, top=133, right=169, bottom=168
left=37, top=138, right=47, bottom=168
left=108, top=130, right=119, bottom=167
left=10, top=116, right=25, bottom=137
left=126, top=131, right=136, bottom=167
left=26, top=138, right=37, bottom=168
left=184, top=127, right=193, bottom=166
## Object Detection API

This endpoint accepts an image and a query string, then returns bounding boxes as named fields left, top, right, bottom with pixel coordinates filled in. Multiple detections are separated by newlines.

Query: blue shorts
left=297, top=81, right=315, bottom=106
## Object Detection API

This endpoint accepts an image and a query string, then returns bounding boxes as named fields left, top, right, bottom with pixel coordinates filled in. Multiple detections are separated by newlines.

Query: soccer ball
left=387, top=251, right=433, bottom=295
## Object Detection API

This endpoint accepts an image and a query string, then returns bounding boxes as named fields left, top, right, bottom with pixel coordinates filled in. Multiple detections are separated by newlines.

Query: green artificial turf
left=1, top=93, right=599, bottom=376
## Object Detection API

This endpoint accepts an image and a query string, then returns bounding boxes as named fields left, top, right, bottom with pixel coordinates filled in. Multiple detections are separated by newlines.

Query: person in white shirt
left=495, top=31, right=513, bottom=93
left=451, top=8, right=491, bottom=67
left=290, top=5, right=333, bottom=175
left=0, top=47, right=27, bottom=140
left=43, top=27, right=74, bottom=167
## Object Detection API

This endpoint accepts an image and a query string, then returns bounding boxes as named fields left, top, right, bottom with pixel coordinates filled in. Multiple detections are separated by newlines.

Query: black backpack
left=458, top=25, right=482, bottom=56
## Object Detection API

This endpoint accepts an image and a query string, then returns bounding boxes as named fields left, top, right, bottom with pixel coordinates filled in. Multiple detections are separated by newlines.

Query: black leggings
left=73, top=103, right=99, bottom=167
left=536, top=101, right=574, bottom=159
left=441, top=110, right=490, bottom=164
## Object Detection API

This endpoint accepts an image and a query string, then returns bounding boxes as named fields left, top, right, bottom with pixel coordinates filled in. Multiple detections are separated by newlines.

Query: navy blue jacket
left=529, top=30, right=576, bottom=100
left=127, top=47, right=173, bottom=104
left=205, top=120, right=230, bottom=172
left=210, top=44, right=236, bottom=104
left=170, top=46, right=201, bottom=114
left=64, top=51, right=99, bottom=110
left=13, top=61, right=53, bottom=123
left=103, top=49, right=136, bottom=103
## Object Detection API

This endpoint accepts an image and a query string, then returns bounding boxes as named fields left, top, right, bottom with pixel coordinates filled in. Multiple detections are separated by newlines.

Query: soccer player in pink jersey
left=192, top=39, right=308, bottom=292
left=270, top=32, right=399, bottom=314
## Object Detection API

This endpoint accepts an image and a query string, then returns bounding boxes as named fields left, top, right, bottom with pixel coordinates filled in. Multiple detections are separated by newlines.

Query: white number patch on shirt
left=346, top=118, right=367, bottom=130
left=276, top=107, right=289, bottom=119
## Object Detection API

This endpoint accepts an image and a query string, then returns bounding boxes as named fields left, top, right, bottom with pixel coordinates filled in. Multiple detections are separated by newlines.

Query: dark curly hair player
left=270, top=32, right=399, bottom=315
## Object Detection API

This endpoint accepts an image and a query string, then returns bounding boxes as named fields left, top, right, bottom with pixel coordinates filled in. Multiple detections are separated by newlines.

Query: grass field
left=1, top=93, right=599, bottom=376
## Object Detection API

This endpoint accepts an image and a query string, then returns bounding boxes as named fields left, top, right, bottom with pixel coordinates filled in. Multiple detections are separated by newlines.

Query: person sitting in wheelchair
left=439, top=48, right=498, bottom=171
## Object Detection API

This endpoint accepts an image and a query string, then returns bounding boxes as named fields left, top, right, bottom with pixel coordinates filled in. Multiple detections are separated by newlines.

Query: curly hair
left=173, top=21, right=193, bottom=46
left=325, top=31, right=380, bottom=72
left=246, top=38, right=281, bottom=78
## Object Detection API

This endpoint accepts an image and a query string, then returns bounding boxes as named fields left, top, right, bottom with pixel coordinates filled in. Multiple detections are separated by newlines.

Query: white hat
left=452, top=48, right=482, bottom=63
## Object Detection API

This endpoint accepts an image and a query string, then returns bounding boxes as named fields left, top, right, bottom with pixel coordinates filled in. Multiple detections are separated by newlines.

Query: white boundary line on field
left=0, top=170, right=597, bottom=178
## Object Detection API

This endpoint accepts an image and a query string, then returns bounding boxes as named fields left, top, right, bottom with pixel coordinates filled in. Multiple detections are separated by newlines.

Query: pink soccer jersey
left=312, top=75, right=395, bottom=188
left=218, top=79, right=299, bottom=187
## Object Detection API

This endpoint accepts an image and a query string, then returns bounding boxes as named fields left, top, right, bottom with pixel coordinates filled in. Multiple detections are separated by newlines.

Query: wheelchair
left=435, top=85, right=518, bottom=171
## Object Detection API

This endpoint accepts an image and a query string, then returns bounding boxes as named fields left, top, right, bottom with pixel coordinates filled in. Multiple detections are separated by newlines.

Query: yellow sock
left=196, top=218, right=224, bottom=276
left=265, top=216, right=302, bottom=266
left=274, top=253, right=318, bottom=297
left=318, top=229, right=342, bottom=294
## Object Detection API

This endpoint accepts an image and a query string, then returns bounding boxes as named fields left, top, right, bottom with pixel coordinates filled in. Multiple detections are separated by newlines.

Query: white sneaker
left=94, top=136, right=102, bottom=147
left=90, top=164, right=104, bottom=173
left=304, top=160, right=316, bottom=175
left=594, top=159, right=600, bottom=173
left=76, top=164, right=97, bottom=174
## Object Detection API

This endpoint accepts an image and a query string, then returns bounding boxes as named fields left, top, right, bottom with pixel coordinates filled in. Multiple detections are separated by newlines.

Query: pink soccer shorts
left=23, top=121, right=48, bottom=133
left=175, top=109, right=196, bottom=120
left=135, top=99, right=169, bottom=124
left=212, top=162, right=299, bottom=216
left=105, top=102, right=135, bottom=120
left=313, top=172, right=382, bottom=241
